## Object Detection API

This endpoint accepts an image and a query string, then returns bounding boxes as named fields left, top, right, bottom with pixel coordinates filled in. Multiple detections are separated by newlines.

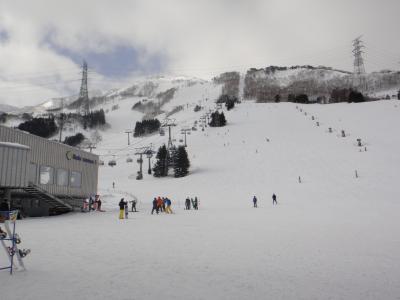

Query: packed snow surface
left=2, top=100, right=400, bottom=300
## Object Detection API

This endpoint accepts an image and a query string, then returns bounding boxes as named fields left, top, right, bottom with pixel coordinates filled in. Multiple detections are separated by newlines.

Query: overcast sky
left=0, top=0, right=399, bottom=107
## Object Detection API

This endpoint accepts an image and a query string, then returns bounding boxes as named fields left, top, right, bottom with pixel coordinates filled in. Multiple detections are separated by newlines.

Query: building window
left=39, top=166, right=54, bottom=185
left=57, top=169, right=69, bottom=186
left=29, top=162, right=37, bottom=184
left=70, top=171, right=82, bottom=188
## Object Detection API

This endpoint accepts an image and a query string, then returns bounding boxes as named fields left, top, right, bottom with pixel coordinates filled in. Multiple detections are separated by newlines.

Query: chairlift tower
left=125, top=130, right=132, bottom=145
left=134, top=146, right=153, bottom=179
left=180, top=128, right=191, bottom=147
left=161, top=118, right=177, bottom=149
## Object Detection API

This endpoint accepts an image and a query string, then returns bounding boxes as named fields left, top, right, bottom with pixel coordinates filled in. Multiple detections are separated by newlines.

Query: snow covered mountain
left=0, top=103, right=18, bottom=113
left=3, top=95, right=400, bottom=299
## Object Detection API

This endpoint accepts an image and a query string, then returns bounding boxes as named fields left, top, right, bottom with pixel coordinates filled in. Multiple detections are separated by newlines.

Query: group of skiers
left=83, top=195, right=103, bottom=212
left=252, top=194, right=277, bottom=207
left=151, top=197, right=173, bottom=214
left=118, top=193, right=278, bottom=219
left=118, top=198, right=138, bottom=219
left=185, top=197, right=199, bottom=210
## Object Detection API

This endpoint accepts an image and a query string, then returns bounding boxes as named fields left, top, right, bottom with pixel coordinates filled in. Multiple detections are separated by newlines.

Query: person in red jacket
left=157, top=197, right=164, bottom=212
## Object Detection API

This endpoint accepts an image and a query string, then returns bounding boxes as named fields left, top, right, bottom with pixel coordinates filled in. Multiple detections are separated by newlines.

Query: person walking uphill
left=272, top=193, right=277, bottom=205
left=253, top=196, right=258, bottom=208
left=119, top=198, right=126, bottom=219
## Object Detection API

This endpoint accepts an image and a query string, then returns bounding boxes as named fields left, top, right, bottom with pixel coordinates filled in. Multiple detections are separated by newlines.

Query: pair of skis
left=0, top=220, right=30, bottom=272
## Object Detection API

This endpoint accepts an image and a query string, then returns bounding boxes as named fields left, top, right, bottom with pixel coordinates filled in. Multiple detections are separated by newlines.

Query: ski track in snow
left=1, top=99, right=400, bottom=300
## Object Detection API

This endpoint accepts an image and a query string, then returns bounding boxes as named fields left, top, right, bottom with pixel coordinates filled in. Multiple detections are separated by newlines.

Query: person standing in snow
left=194, top=197, right=199, bottom=210
left=96, top=195, right=103, bottom=211
left=130, top=199, right=137, bottom=212
left=272, top=193, right=277, bottom=205
left=151, top=198, right=159, bottom=214
left=253, top=196, right=258, bottom=208
left=165, top=198, right=173, bottom=214
left=113, top=181, right=115, bottom=189
left=157, top=197, right=164, bottom=213
left=185, top=197, right=191, bottom=210
left=119, top=198, right=125, bottom=219
left=162, top=197, right=167, bottom=212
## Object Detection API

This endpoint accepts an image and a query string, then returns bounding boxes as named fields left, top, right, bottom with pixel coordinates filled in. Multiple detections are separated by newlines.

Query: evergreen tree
left=173, top=146, right=190, bottom=177
left=225, top=99, right=235, bottom=110
left=220, top=112, right=227, bottom=126
left=153, top=145, right=169, bottom=177
left=348, top=90, right=364, bottom=103
left=18, top=117, right=58, bottom=138
left=63, top=133, right=85, bottom=147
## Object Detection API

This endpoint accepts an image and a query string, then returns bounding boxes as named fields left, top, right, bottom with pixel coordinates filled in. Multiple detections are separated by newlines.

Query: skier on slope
left=151, top=198, right=159, bottom=214
left=253, top=196, right=258, bottom=208
left=119, top=198, right=125, bottom=219
left=272, top=194, right=277, bottom=205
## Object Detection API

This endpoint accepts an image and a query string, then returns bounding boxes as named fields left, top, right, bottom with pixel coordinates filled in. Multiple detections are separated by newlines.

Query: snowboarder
left=185, top=197, right=191, bottom=210
left=130, top=199, right=137, bottom=212
left=253, top=196, right=257, bottom=208
left=194, top=197, right=199, bottom=210
left=124, top=201, right=129, bottom=219
left=272, top=194, right=277, bottom=205
left=119, top=198, right=125, bottom=219
left=191, top=198, right=195, bottom=209
left=151, top=198, right=159, bottom=214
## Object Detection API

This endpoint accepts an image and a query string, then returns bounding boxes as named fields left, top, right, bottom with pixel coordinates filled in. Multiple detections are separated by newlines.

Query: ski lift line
left=0, top=67, right=82, bottom=80
left=0, top=79, right=82, bottom=90
left=98, top=133, right=165, bottom=157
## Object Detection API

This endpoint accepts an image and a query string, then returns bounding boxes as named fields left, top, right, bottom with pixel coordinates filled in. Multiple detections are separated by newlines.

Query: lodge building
left=0, top=125, right=99, bottom=216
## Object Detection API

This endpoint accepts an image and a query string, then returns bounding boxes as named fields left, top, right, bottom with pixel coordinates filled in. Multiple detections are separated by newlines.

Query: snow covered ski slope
left=1, top=99, right=400, bottom=300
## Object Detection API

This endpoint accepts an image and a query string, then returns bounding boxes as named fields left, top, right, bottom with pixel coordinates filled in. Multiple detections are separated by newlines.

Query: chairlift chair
left=108, top=160, right=117, bottom=167
left=126, top=157, right=133, bottom=163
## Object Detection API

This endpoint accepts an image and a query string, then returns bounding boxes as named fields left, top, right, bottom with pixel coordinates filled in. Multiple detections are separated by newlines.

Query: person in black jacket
left=119, top=198, right=126, bottom=219
left=185, top=197, right=191, bottom=210
left=272, top=194, right=277, bottom=205
left=253, top=196, right=258, bottom=208
left=151, top=198, right=159, bottom=214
